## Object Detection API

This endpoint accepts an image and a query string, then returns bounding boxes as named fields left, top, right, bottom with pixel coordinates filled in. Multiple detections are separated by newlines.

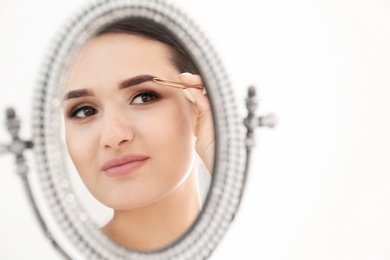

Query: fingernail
left=202, top=87, right=207, bottom=95
left=178, top=72, right=192, bottom=79
left=183, top=89, right=195, bottom=103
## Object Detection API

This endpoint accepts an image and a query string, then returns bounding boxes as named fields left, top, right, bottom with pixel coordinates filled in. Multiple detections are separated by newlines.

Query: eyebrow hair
left=63, top=74, right=157, bottom=102
left=119, top=74, right=156, bottom=89
left=63, top=89, right=94, bottom=101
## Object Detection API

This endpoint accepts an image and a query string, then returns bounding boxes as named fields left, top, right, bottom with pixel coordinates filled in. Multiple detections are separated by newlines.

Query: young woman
left=61, top=19, right=214, bottom=251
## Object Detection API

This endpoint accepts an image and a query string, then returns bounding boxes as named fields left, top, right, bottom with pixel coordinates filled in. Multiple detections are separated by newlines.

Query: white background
left=1, top=0, right=390, bottom=259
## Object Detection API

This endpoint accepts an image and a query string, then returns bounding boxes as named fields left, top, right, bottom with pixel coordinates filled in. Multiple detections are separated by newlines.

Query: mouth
left=101, top=154, right=149, bottom=177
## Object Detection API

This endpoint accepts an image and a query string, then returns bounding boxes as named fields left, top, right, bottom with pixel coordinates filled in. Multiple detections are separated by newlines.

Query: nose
left=99, top=111, right=134, bottom=150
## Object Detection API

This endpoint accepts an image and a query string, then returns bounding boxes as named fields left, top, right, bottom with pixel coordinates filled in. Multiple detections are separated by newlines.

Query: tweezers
left=153, top=78, right=203, bottom=90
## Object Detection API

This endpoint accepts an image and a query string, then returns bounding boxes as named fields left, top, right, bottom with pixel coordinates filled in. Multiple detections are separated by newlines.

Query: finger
left=178, top=72, right=203, bottom=87
left=186, top=88, right=211, bottom=115
left=186, top=87, right=214, bottom=174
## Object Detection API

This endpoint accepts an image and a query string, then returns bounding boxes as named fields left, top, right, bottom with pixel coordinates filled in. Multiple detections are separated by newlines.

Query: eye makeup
left=129, top=90, right=160, bottom=104
left=65, top=88, right=161, bottom=120
left=67, top=104, right=98, bottom=119
left=64, top=75, right=199, bottom=120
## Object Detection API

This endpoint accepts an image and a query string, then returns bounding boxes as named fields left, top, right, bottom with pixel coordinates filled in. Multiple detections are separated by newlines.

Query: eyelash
left=131, top=90, right=160, bottom=104
left=67, top=104, right=97, bottom=118
left=67, top=90, right=160, bottom=119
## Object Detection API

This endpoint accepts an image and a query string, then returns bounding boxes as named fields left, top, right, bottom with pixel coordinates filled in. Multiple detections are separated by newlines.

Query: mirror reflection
left=60, top=18, right=214, bottom=251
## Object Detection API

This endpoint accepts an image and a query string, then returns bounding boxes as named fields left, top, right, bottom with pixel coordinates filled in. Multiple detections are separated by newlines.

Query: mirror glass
left=61, top=17, right=213, bottom=251
left=31, top=0, right=246, bottom=259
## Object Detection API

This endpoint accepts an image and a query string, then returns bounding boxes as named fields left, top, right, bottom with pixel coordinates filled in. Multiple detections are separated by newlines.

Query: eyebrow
left=63, top=89, right=94, bottom=101
left=119, top=74, right=156, bottom=89
left=63, top=74, right=156, bottom=101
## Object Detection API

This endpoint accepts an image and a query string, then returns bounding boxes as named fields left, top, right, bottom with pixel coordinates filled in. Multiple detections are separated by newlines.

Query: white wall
left=1, top=0, right=390, bottom=259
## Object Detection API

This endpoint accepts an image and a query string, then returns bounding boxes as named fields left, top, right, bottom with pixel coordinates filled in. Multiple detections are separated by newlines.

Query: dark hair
left=98, top=18, right=200, bottom=75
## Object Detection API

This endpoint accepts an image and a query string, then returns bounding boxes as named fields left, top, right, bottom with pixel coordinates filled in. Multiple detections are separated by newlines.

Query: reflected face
left=62, top=33, right=198, bottom=210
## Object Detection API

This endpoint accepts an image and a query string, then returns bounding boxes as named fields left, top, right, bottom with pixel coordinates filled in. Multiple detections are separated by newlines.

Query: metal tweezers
left=153, top=78, right=203, bottom=90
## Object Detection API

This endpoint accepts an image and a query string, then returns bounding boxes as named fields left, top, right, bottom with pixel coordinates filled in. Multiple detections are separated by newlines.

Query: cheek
left=134, top=103, right=196, bottom=171
left=135, top=102, right=195, bottom=146
left=64, top=124, right=98, bottom=178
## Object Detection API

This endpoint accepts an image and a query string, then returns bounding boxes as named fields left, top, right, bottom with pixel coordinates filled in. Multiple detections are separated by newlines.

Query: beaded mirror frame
left=30, top=0, right=246, bottom=259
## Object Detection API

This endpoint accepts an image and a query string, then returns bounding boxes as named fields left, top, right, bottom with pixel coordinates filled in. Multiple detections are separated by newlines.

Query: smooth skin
left=62, top=33, right=214, bottom=251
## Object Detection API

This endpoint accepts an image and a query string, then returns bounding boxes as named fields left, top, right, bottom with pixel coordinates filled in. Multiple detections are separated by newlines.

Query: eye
left=131, top=91, right=160, bottom=104
left=68, top=105, right=98, bottom=118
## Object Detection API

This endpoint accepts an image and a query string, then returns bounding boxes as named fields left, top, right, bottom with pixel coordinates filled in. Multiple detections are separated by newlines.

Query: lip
left=101, top=154, right=149, bottom=177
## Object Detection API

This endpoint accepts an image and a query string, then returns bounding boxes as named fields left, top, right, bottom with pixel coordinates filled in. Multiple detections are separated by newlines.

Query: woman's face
left=62, top=33, right=198, bottom=210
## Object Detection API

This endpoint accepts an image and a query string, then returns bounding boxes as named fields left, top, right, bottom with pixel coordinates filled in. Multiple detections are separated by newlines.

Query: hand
left=178, top=72, right=214, bottom=174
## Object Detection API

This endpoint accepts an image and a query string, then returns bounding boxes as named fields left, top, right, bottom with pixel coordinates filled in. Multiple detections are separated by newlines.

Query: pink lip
left=101, top=154, right=149, bottom=177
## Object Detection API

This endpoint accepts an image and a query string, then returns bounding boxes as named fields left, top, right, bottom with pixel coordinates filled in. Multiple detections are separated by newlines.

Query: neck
left=102, top=169, right=201, bottom=251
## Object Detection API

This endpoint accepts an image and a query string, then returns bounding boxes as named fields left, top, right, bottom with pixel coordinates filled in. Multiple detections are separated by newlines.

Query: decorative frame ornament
left=30, top=0, right=247, bottom=259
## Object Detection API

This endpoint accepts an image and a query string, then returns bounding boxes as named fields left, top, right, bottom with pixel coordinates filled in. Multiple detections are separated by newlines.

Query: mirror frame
left=31, top=0, right=246, bottom=259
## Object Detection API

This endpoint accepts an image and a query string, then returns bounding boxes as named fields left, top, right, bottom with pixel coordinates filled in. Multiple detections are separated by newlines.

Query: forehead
left=82, top=32, right=171, bottom=57
left=64, top=33, right=175, bottom=91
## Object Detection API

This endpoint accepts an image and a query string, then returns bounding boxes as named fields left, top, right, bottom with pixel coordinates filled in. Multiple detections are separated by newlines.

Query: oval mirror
left=30, top=0, right=246, bottom=258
